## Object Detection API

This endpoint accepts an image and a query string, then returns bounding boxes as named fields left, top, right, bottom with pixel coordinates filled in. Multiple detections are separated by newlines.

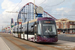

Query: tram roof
left=22, top=19, right=37, bottom=25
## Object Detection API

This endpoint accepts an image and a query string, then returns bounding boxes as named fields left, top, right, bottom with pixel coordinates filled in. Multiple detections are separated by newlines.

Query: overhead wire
left=12, top=0, right=22, bottom=11
left=38, top=0, right=46, bottom=6
left=11, top=0, right=22, bottom=12
left=51, top=14, right=75, bottom=16
left=44, top=0, right=65, bottom=8
left=6, top=0, right=22, bottom=19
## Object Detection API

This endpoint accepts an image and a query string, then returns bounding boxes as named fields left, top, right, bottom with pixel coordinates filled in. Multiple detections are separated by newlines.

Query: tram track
left=52, top=44, right=75, bottom=50
left=40, top=41, right=75, bottom=50
left=11, top=37, right=60, bottom=50
left=1, top=33, right=75, bottom=50
left=1, top=33, right=59, bottom=50
left=1, top=34, right=42, bottom=50
left=42, top=45, right=62, bottom=50
left=1, top=34, right=26, bottom=50
left=10, top=35, right=62, bottom=50
left=8, top=35, right=75, bottom=50
left=1, top=33, right=62, bottom=50
left=11, top=37, right=42, bottom=50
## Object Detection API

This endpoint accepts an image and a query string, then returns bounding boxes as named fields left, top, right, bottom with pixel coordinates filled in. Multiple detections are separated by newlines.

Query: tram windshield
left=37, top=20, right=57, bottom=35
left=43, top=24, right=56, bottom=35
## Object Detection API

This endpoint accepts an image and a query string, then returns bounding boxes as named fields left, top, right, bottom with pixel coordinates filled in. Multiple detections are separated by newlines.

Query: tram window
left=38, top=24, right=41, bottom=35
left=43, top=24, right=56, bottom=35
left=29, top=22, right=34, bottom=35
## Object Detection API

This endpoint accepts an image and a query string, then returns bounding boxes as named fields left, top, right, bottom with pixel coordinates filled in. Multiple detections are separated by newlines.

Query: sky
left=0, top=0, right=75, bottom=30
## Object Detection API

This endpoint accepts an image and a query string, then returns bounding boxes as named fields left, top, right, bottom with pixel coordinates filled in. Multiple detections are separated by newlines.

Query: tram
left=13, top=17, right=58, bottom=43
left=13, top=25, right=18, bottom=37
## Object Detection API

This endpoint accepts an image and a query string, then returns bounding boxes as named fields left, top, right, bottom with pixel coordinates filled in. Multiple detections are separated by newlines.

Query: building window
left=74, top=22, right=75, bottom=24
left=57, top=26, right=59, bottom=28
left=63, top=22, right=65, bottom=28
left=63, top=22, right=65, bottom=25
left=73, top=30, right=75, bottom=33
left=70, top=22, right=72, bottom=24
left=73, top=25, right=75, bottom=28
left=70, top=25, right=72, bottom=28
left=63, top=25, right=65, bottom=28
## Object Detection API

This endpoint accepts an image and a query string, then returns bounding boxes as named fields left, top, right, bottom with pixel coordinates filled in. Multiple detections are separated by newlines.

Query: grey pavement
left=0, top=35, right=21, bottom=50
left=0, top=35, right=10, bottom=50
left=58, top=34, right=75, bottom=42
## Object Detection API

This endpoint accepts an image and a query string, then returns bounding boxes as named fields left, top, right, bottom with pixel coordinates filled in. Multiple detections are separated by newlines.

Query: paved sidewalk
left=0, top=34, right=21, bottom=50
left=66, top=34, right=75, bottom=37
left=0, top=37, right=10, bottom=50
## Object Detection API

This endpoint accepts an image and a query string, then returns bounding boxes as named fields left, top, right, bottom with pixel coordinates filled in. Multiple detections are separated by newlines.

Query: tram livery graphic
left=12, top=2, right=58, bottom=43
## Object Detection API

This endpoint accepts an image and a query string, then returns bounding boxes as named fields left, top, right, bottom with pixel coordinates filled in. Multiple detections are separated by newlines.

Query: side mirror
left=31, top=25, right=34, bottom=28
left=19, top=27, right=23, bottom=29
left=21, top=27, right=23, bottom=29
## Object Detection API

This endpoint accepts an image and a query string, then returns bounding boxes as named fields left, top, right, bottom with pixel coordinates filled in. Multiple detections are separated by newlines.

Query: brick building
left=56, top=18, right=75, bottom=34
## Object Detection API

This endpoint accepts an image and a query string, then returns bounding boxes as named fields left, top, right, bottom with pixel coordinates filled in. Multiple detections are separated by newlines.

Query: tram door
left=34, top=23, right=38, bottom=41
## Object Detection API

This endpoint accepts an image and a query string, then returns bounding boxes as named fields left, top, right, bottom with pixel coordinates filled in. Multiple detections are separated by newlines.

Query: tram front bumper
left=37, top=37, right=58, bottom=43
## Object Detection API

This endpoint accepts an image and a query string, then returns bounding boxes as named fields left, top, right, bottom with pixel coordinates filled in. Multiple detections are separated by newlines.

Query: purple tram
left=19, top=17, right=58, bottom=43
left=13, top=17, right=58, bottom=43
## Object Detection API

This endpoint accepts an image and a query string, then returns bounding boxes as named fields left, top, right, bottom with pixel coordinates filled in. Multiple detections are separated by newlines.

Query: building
left=2, top=26, right=11, bottom=33
left=56, top=18, right=75, bottom=34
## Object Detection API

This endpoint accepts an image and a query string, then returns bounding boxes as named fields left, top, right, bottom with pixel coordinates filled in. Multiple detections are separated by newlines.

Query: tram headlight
left=43, top=36, right=47, bottom=38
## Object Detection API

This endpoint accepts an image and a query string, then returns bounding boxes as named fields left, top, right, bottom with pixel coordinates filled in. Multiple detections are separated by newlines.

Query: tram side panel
left=12, top=27, right=15, bottom=36
left=28, top=22, right=35, bottom=41
left=14, top=26, right=18, bottom=37
left=20, top=24, right=23, bottom=39
left=22, top=23, right=28, bottom=40
left=21, top=24, right=25, bottom=39
left=22, top=22, right=35, bottom=41
left=14, top=25, right=18, bottom=37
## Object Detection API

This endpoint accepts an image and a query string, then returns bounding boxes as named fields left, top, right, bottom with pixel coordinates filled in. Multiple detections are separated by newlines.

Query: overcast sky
left=0, top=0, right=75, bottom=30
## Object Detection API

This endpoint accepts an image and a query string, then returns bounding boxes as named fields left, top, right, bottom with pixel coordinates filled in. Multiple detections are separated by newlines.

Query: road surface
left=58, top=34, right=75, bottom=42
left=0, top=33, right=75, bottom=50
